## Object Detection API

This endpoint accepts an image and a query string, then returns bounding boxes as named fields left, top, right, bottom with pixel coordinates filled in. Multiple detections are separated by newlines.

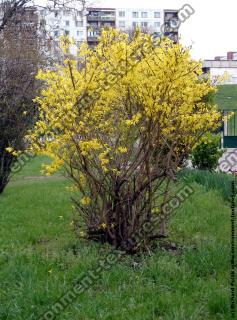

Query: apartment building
left=203, top=53, right=237, bottom=85
left=203, top=60, right=237, bottom=84
left=87, top=8, right=179, bottom=45
left=87, top=8, right=116, bottom=46
left=115, top=8, right=163, bottom=34
left=38, top=8, right=87, bottom=56
left=37, top=7, right=179, bottom=54
left=163, top=10, right=179, bottom=43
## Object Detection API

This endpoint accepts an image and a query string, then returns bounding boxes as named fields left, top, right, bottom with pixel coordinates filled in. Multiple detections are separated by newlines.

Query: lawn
left=0, top=157, right=235, bottom=319
left=216, top=85, right=237, bottom=110
left=215, top=85, right=237, bottom=137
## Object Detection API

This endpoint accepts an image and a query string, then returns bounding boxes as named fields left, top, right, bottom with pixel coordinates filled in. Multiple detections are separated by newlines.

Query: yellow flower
left=48, top=269, right=53, bottom=274
left=81, top=196, right=91, bottom=206
left=100, top=223, right=107, bottom=230
left=79, top=139, right=102, bottom=156
left=118, top=146, right=128, bottom=154
left=125, top=113, right=142, bottom=126
left=66, top=185, right=78, bottom=192
left=152, top=208, right=160, bottom=214
left=5, top=147, right=14, bottom=153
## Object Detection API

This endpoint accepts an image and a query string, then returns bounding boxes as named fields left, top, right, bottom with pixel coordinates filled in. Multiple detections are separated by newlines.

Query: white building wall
left=39, top=9, right=87, bottom=56
left=115, top=8, right=164, bottom=34
left=210, top=68, right=237, bottom=84
left=203, top=60, right=237, bottom=84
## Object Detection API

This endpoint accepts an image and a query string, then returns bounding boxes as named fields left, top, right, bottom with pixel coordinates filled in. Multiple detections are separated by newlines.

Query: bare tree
left=0, top=0, right=96, bottom=193
left=0, top=5, right=43, bottom=193
left=0, top=0, right=92, bottom=35
left=0, top=0, right=31, bottom=32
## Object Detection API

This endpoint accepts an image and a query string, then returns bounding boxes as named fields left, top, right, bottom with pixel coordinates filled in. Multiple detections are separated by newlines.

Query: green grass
left=215, top=85, right=237, bottom=136
left=0, top=157, right=235, bottom=319
left=215, top=85, right=237, bottom=110
left=10, top=155, right=61, bottom=180
left=180, top=169, right=235, bottom=201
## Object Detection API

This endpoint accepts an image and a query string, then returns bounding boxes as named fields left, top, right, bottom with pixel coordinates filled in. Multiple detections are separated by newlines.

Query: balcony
left=87, top=35, right=100, bottom=42
left=87, top=25, right=100, bottom=31
left=164, top=26, right=179, bottom=33
left=87, top=15, right=116, bottom=22
left=164, top=13, right=178, bottom=21
left=87, top=23, right=115, bottom=29
left=164, top=32, right=178, bottom=43
left=164, top=19, right=180, bottom=33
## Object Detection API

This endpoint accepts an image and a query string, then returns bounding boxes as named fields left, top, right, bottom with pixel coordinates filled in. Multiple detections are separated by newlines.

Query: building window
left=141, top=21, right=148, bottom=28
left=77, top=30, right=83, bottom=37
left=65, top=20, right=70, bottom=26
left=154, top=22, right=160, bottom=28
left=132, top=12, right=139, bottom=18
left=132, top=21, right=138, bottom=28
left=88, top=30, right=100, bottom=37
left=141, top=12, right=148, bottom=18
left=119, top=21, right=125, bottom=28
left=54, top=30, right=59, bottom=37
left=64, top=30, right=70, bottom=35
left=76, top=20, right=83, bottom=27
left=154, top=12, right=160, bottom=18
left=77, top=41, right=82, bottom=47
left=119, top=11, right=125, bottom=17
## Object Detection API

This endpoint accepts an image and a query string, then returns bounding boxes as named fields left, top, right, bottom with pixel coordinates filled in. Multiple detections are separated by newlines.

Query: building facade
left=86, top=8, right=179, bottom=46
left=115, top=8, right=163, bottom=34
left=37, top=7, right=180, bottom=54
left=163, top=9, right=179, bottom=43
left=87, top=8, right=116, bottom=46
left=203, top=60, right=237, bottom=84
left=203, top=52, right=237, bottom=84
left=38, top=8, right=87, bottom=57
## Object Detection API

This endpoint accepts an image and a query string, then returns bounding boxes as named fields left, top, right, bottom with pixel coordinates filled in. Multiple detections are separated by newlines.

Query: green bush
left=191, top=133, right=224, bottom=171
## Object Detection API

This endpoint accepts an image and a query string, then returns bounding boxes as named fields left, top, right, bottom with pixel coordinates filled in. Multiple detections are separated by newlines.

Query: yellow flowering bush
left=30, top=29, right=221, bottom=252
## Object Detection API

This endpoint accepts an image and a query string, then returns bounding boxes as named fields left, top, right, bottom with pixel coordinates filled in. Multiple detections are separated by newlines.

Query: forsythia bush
left=30, top=30, right=221, bottom=252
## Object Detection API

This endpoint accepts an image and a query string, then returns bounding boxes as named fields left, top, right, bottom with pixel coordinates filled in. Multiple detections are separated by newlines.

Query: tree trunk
left=0, top=176, right=8, bottom=194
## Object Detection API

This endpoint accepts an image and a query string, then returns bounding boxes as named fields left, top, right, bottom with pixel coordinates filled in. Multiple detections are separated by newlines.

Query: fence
left=223, top=109, right=237, bottom=148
